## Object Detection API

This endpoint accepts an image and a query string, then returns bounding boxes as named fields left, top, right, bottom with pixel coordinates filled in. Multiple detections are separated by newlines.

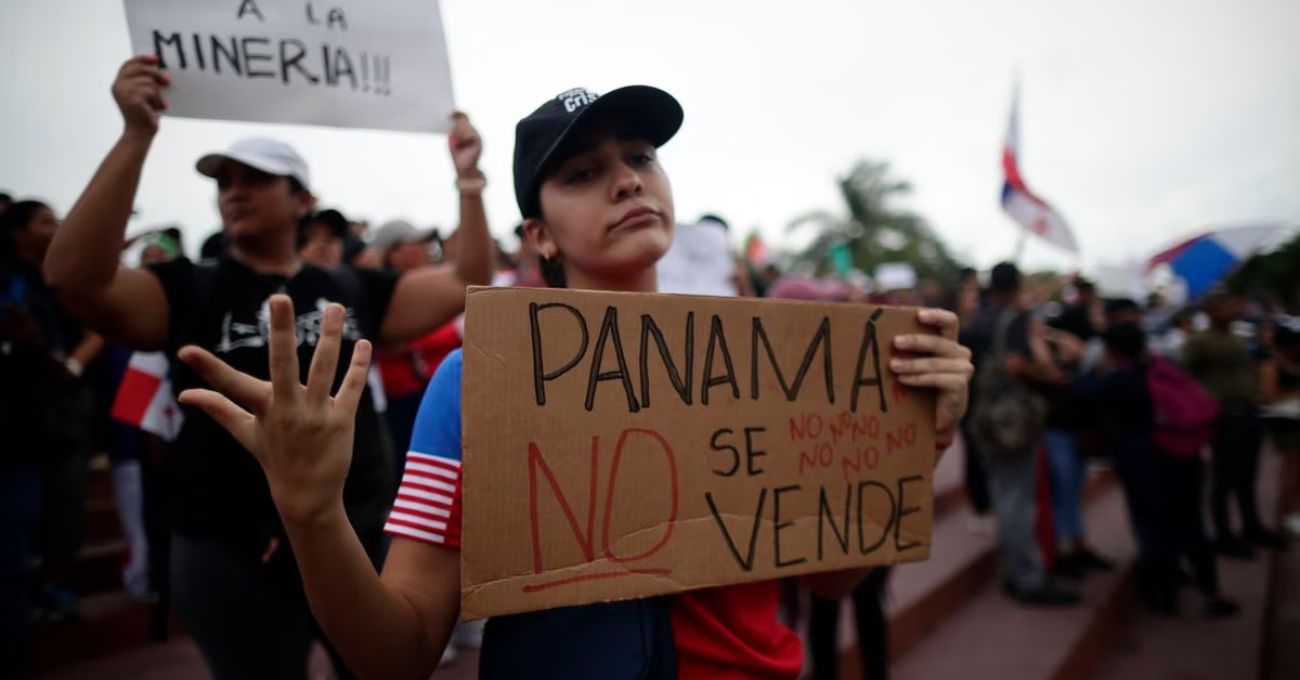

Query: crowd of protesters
left=958, top=263, right=1297, bottom=621
left=0, top=53, right=1295, bottom=680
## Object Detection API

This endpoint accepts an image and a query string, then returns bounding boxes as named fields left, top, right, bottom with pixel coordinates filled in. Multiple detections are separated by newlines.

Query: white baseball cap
left=196, top=138, right=312, bottom=191
left=370, top=219, right=439, bottom=253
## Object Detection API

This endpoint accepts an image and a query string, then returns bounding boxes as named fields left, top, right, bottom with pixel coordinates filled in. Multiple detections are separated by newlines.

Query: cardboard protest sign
left=461, top=287, right=937, bottom=620
left=122, top=0, right=455, bottom=133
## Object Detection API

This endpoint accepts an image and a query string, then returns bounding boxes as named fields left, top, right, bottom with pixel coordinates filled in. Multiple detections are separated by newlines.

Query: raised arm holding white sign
left=122, top=0, right=455, bottom=133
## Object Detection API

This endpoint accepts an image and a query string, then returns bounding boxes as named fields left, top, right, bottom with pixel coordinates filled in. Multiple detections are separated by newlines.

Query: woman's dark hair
left=0, top=200, right=50, bottom=263
left=539, top=255, right=566, bottom=288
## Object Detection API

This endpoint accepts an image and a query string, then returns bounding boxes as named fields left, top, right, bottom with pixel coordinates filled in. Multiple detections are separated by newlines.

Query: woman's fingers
left=896, top=372, right=972, bottom=391
left=306, top=304, right=345, bottom=403
left=890, top=356, right=974, bottom=377
left=117, top=55, right=159, bottom=78
left=893, top=332, right=971, bottom=360
left=916, top=308, right=960, bottom=340
left=178, top=388, right=257, bottom=452
left=178, top=345, right=271, bottom=413
left=334, top=340, right=372, bottom=415
left=120, top=66, right=169, bottom=87
left=267, top=295, right=302, bottom=402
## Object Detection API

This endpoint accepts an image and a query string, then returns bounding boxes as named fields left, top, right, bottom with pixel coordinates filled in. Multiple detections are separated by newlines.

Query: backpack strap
left=989, top=306, right=1020, bottom=362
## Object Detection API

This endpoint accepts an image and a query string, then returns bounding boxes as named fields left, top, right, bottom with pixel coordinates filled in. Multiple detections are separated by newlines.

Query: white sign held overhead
left=122, top=0, right=455, bottom=133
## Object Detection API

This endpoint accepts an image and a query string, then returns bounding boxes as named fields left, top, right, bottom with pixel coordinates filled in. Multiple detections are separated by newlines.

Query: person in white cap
left=43, top=54, right=494, bottom=680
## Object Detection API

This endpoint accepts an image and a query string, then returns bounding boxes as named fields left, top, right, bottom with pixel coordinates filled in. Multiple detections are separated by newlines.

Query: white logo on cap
left=557, top=88, right=600, bottom=113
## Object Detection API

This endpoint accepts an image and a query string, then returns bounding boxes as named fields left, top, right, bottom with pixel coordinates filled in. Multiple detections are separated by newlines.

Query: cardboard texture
left=461, top=287, right=936, bottom=620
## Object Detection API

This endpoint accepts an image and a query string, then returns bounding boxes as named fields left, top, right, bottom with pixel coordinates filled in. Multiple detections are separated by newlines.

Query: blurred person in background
left=139, top=231, right=183, bottom=266
left=1154, top=308, right=1197, bottom=361
left=1183, top=293, right=1287, bottom=557
left=297, top=209, right=351, bottom=269
left=369, top=219, right=462, bottom=462
left=1, top=201, right=103, bottom=630
left=963, top=262, right=1079, bottom=606
left=1082, top=322, right=1238, bottom=617
left=1040, top=321, right=1114, bottom=579
left=953, top=267, right=993, bottom=525
left=1052, top=278, right=1102, bottom=342
left=1260, top=319, right=1300, bottom=535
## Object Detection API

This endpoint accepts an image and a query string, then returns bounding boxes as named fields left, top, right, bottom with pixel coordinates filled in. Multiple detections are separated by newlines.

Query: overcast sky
left=3, top=0, right=1298, bottom=274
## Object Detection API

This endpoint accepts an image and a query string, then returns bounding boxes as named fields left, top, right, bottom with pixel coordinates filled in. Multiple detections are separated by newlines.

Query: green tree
left=1228, top=231, right=1300, bottom=312
left=788, top=159, right=961, bottom=283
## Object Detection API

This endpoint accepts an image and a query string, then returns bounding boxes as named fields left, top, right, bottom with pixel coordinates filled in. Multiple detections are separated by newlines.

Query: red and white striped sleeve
left=383, top=350, right=465, bottom=549
left=385, top=453, right=462, bottom=548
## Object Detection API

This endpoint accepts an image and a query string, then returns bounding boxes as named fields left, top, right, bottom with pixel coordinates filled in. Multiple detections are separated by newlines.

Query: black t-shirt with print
left=148, top=255, right=398, bottom=545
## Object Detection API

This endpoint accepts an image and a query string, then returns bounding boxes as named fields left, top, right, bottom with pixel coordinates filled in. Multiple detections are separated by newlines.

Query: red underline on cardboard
left=521, top=568, right=673, bottom=593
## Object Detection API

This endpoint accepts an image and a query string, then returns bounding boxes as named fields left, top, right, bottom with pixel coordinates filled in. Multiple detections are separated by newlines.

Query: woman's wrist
left=456, top=174, right=487, bottom=196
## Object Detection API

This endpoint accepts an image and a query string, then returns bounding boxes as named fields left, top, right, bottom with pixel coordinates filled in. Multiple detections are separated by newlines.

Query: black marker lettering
left=706, top=490, right=765, bottom=571
left=529, top=302, right=588, bottom=406
left=895, top=475, right=924, bottom=552
left=817, top=484, right=851, bottom=561
left=241, top=37, right=274, bottom=79
left=211, top=35, right=241, bottom=75
left=278, top=39, right=319, bottom=84
left=237, top=0, right=265, bottom=21
left=750, top=316, right=834, bottom=403
left=152, top=31, right=186, bottom=70
left=856, top=480, right=895, bottom=555
left=850, top=310, right=888, bottom=413
left=639, top=312, right=693, bottom=407
left=743, top=426, right=768, bottom=476
left=584, top=307, right=639, bottom=413
left=709, top=429, right=740, bottom=478
left=702, top=314, right=739, bottom=405
left=773, top=485, right=807, bottom=568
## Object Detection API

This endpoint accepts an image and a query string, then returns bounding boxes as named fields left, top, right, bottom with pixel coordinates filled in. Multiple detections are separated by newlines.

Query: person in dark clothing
left=1084, top=323, right=1238, bottom=617
left=1, top=200, right=103, bottom=673
left=1183, top=293, right=1287, bottom=557
left=954, top=267, right=992, bottom=517
left=961, top=262, right=1078, bottom=606
left=1052, top=278, right=1102, bottom=342
left=1041, top=325, right=1114, bottom=578
left=808, top=567, right=892, bottom=680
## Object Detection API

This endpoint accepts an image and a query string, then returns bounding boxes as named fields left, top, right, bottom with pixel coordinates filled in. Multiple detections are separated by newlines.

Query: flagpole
left=1012, top=230, right=1028, bottom=264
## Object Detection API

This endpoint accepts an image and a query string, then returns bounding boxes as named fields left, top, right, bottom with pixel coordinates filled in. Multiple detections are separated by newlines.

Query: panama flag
left=1001, top=86, right=1080, bottom=253
left=111, top=351, right=184, bottom=442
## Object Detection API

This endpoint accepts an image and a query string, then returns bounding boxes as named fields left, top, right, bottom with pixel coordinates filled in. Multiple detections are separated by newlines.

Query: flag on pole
left=1001, top=85, right=1079, bottom=253
left=111, top=351, right=184, bottom=442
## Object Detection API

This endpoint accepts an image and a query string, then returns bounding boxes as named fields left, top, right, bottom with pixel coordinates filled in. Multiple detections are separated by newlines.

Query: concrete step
left=66, top=538, right=129, bottom=596
left=29, top=591, right=179, bottom=674
left=889, top=481, right=1137, bottom=680
left=83, top=496, right=124, bottom=545
left=1095, top=451, right=1285, bottom=680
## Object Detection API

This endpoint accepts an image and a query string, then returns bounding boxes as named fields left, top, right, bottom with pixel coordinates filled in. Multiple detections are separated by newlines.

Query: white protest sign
left=123, top=0, right=455, bottom=133
left=658, top=220, right=741, bottom=297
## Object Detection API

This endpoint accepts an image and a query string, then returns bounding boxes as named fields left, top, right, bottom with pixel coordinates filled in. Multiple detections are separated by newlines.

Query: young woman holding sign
left=43, top=54, right=495, bottom=679
left=175, top=86, right=973, bottom=678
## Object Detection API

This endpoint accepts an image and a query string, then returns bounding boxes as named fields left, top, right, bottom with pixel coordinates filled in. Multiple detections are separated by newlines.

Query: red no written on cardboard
left=460, top=287, right=935, bottom=621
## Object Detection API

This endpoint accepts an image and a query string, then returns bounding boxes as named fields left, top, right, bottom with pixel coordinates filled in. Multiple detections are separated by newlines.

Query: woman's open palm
left=177, top=294, right=372, bottom=526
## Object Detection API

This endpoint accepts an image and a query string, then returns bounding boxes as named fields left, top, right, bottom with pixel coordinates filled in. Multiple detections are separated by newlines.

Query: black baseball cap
left=513, top=86, right=684, bottom=219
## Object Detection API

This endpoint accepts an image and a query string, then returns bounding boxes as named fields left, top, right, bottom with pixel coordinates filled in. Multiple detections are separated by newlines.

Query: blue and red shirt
left=384, top=349, right=803, bottom=679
